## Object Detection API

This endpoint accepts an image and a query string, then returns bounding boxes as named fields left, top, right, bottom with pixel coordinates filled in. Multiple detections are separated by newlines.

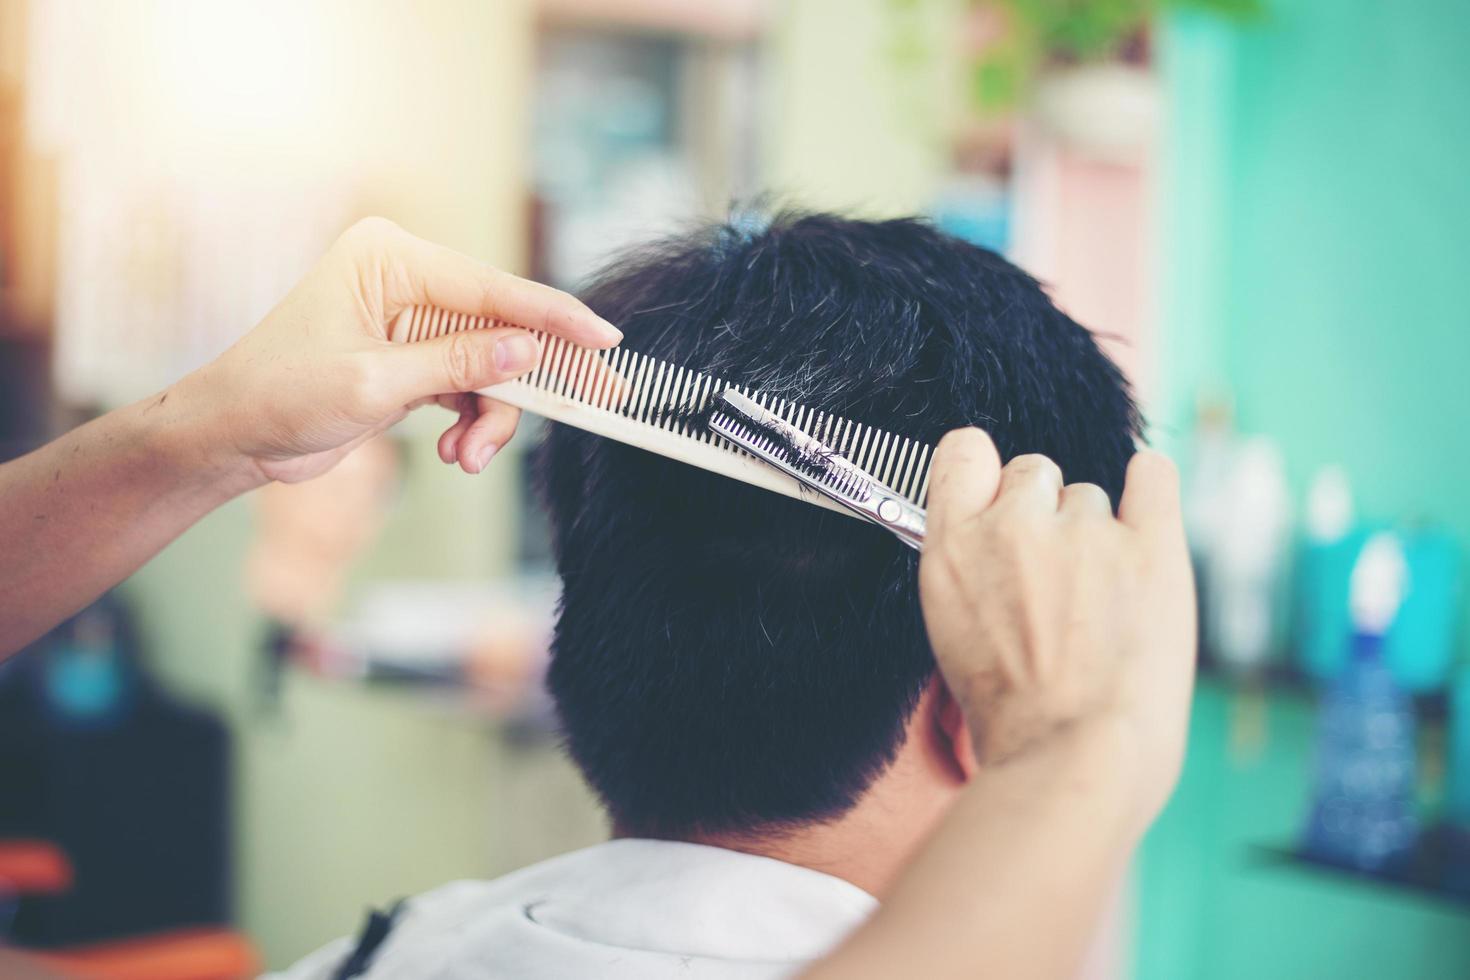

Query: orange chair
left=0, top=840, right=259, bottom=980
left=0, top=841, right=72, bottom=897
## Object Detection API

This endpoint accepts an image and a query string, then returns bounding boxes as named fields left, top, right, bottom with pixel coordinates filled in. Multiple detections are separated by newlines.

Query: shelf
left=1250, top=824, right=1470, bottom=912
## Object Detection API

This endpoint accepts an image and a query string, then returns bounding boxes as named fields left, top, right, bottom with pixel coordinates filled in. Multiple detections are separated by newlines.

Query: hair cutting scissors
left=708, top=390, right=927, bottom=551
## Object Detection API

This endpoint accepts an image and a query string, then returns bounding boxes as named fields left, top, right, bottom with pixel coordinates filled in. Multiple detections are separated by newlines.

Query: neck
left=684, top=730, right=959, bottom=897
left=688, top=821, right=913, bottom=899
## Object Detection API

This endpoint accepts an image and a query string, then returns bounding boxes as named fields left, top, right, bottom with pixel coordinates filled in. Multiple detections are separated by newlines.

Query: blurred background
left=1, top=0, right=1467, bottom=977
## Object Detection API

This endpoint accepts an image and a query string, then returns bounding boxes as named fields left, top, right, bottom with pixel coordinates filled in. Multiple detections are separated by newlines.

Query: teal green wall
left=1145, top=2, right=1470, bottom=975
left=1159, top=0, right=1470, bottom=660
left=1136, top=683, right=1470, bottom=979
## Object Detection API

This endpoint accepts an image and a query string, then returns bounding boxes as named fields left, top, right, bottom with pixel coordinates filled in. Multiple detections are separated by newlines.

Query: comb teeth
left=389, top=305, right=933, bottom=514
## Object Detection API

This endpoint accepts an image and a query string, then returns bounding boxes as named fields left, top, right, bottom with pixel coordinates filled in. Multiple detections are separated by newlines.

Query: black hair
left=538, top=210, right=1140, bottom=839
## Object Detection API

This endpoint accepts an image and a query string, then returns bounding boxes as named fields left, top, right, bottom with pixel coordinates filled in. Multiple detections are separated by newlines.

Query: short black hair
left=538, top=210, right=1139, bottom=839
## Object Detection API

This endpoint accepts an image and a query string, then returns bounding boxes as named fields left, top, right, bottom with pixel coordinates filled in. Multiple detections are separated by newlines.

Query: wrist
left=971, top=715, right=1151, bottom=842
left=141, top=371, right=270, bottom=501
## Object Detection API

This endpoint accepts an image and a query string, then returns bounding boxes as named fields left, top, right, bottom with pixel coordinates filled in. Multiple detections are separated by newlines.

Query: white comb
left=389, top=305, right=935, bottom=517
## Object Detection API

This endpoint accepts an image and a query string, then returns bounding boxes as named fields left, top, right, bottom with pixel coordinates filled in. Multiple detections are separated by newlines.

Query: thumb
left=380, top=327, right=542, bottom=404
left=924, top=427, right=1003, bottom=544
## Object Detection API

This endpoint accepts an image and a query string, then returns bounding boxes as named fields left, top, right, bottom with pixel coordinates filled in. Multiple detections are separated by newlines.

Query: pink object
left=1012, top=121, right=1156, bottom=402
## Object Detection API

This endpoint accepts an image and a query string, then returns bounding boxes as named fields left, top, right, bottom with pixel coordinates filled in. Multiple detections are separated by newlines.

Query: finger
left=436, top=395, right=477, bottom=464
left=1118, top=450, right=1183, bottom=540
left=381, top=326, right=542, bottom=405
left=347, top=218, right=621, bottom=347
left=1058, top=482, right=1111, bottom=519
left=925, top=427, right=1003, bottom=544
left=456, top=399, right=522, bottom=475
left=993, top=453, right=1064, bottom=515
left=405, top=392, right=462, bottom=412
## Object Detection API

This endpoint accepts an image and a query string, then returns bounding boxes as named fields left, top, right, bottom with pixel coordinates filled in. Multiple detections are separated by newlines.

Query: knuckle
left=1066, top=482, right=1111, bottom=512
left=1009, top=453, right=1062, bottom=482
left=478, top=276, right=501, bottom=321
left=443, top=332, right=490, bottom=391
left=1130, top=449, right=1179, bottom=485
left=341, top=216, right=399, bottom=252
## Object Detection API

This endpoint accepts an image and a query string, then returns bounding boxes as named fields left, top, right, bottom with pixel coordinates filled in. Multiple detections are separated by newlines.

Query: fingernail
left=477, top=444, right=498, bottom=471
left=495, top=335, right=539, bottom=373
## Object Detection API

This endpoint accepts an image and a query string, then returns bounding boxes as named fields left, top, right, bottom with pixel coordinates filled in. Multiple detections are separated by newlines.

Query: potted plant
left=967, top=0, right=1260, bottom=160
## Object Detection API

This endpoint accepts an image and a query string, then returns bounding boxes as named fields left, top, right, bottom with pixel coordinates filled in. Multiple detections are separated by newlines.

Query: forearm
left=0, top=382, right=259, bottom=657
left=804, top=721, right=1141, bottom=980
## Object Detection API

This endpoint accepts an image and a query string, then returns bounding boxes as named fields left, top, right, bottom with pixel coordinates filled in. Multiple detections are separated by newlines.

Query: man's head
left=539, top=211, right=1139, bottom=843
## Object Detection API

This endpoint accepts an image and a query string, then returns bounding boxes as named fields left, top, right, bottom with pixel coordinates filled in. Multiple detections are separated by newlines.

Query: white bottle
left=1207, top=437, right=1291, bottom=677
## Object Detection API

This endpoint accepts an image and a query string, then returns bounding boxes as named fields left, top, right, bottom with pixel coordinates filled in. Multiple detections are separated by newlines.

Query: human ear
left=936, top=680, right=980, bottom=781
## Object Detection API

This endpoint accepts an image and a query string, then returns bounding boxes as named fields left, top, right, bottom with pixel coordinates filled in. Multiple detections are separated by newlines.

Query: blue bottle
left=1452, top=668, right=1470, bottom=829
left=1301, top=533, right=1420, bottom=873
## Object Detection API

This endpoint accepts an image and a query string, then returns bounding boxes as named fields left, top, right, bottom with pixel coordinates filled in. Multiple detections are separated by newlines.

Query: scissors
left=707, top=390, right=927, bottom=551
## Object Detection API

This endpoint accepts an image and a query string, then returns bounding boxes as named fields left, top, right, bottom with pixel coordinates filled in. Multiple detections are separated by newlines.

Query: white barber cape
left=268, top=839, right=878, bottom=980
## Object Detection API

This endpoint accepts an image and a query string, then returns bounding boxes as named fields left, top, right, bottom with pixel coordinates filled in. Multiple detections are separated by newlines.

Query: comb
left=709, top=390, right=926, bottom=550
left=389, top=305, right=935, bottom=517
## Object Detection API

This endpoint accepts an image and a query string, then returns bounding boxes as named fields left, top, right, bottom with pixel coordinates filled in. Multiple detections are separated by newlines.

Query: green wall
left=1144, top=2, right=1470, bottom=975
left=1136, top=683, right=1470, bottom=979
left=1159, top=0, right=1470, bottom=658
